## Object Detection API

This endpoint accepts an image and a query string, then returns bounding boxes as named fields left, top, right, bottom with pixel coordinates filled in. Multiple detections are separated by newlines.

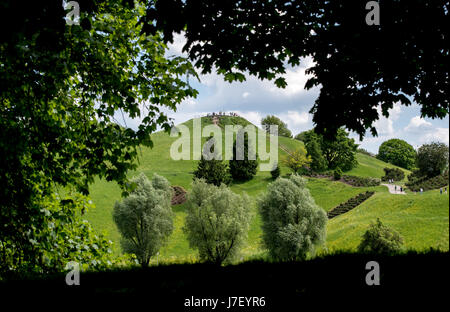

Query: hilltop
left=85, top=116, right=449, bottom=262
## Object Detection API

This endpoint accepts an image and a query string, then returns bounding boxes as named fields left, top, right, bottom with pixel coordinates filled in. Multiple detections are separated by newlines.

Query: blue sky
left=128, top=33, right=448, bottom=154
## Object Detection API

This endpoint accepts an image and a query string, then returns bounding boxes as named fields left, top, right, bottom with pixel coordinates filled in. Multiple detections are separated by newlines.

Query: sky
left=127, top=32, right=449, bottom=154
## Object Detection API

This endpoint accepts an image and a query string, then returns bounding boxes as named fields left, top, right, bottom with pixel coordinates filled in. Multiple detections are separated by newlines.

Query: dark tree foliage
left=377, top=139, right=417, bottom=170
left=417, top=142, right=449, bottom=178
left=229, top=132, right=258, bottom=181
left=145, top=0, right=449, bottom=138
left=270, top=163, right=281, bottom=180
left=381, top=168, right=405, bottom=182
left=193, top=137, right=231, bottom=186
left=301, top=129, right=358, bottom=171
left=303, top=131, right=327, bottom=172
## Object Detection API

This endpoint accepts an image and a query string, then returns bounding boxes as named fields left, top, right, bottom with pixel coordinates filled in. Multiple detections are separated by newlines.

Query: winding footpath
left=382, top=183, right=406, bottom=195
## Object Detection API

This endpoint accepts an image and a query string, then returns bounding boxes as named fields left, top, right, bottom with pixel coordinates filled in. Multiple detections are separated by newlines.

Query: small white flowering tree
left=258, top=174, right=327, bottom=261
left=113, top=173, right=174, bottom=267
left=184, top=179, right=251, bottom=265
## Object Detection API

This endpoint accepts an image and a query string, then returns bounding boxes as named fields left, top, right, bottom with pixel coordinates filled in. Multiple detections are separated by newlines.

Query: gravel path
left=382, top=183, right=406, bottom=195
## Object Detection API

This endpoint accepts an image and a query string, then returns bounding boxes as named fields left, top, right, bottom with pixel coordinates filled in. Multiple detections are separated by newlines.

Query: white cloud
left=405, top=116, right=433, bottom=132
left=242, top=92, right=250, bottom=98
left=166, top=32, right=188, bottom=57
left=373, top=103, right=403, bottom=136
left=280, top=111, right=309, bottom=127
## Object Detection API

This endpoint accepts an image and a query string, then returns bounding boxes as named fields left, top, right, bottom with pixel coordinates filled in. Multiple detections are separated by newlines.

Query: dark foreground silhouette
left=1, top=251, right=448, bottom=310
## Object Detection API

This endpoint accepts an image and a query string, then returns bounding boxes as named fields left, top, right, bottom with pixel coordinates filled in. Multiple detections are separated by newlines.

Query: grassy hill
left=85, top=116, right=448, bottom=263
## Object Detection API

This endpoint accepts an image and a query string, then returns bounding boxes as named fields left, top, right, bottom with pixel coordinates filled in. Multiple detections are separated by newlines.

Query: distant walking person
left=440, top=188, right=443, bottom=195
left=445, top=187, right=448, bottom=194
left=395, top=185, right=397, bottom=192
left=420, top=188, right=423, bottom=194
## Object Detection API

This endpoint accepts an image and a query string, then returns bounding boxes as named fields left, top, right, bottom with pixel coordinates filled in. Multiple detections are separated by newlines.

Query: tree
left=193, top=137, right=231, bottom=186
left=283, top=147, right=312, bottom=174
left=183, top=179, right=251, bottom=265
left=358, top=219, right=404, bottom=255
left=417, top=142, right=449, bottom=178
left=299, top=129, right=358, bottom=171
left=318, top=129, right=358, bottom=171
left=303, top=131, right=327, bottom=172
left=261, top=115, right=292, bottom=138
left=146, top=0, right=448, bottom=138
left=229, top=131, right=259, bottom=181
left=377, top=139, right=417, bottom=170
left=258, top=175, right=327, bottom=261
left=113, top=173, right=174, bottom=267
left=0, top=1, right=197, bottom=273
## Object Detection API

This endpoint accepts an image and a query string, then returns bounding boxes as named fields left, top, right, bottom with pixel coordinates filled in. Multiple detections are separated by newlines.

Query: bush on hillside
left=261, top=115, right=292, bottom=138
left=193, top=136, right=231, bottom=186
left=270, top=163, right=281, bottom=180
left=381, top=167, right=405, bottom=182
left=333, top=168, right=343, bottom=180
left=327, top=191, right=375, bottom=219
left=184, top=179, right=251, bottom=265
left=342, top=175, right=380, bottom=187
left=358, top=219, right=404, bottom=254
left=258, top=174, right=327, bottom=261
left=113, top=173, right=174, bottom=267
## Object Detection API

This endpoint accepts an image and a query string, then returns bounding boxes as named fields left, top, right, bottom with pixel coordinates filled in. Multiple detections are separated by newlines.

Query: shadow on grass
left=1, top=250, right=448, bottom=309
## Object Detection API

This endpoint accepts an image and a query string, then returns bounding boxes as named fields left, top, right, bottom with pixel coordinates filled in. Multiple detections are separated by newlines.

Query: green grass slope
left=85, top=116, right=448, bottom=262
left=347, top=153, right=411, bottom=180
left=325, top=188, right=449, bottom=252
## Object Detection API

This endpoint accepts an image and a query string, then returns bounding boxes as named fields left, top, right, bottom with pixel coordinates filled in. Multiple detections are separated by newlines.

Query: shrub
left=327, top=191, right=375, bottom=219
left=261, top=115, right=292, bottom=138
left=113, top=173, right=174, bottom=267
left=405, top=170, right=449, bottom=192
left=193, top=136, right=231, bottom=186
left=270, top=163, right=281, bottom=180
left=341, top=175, right=380, bottom=187
left=229, top=131, right=258, bottom=181
left=258, top=174, right=327, bottom=261
left=333, top=168, right=343, bottom=180
left=283, top=146, right=312, bottom=174
left=357, top=219, right=404, bottom=254
left=381, top=167, right=405, bottom=182
left=184, top=179, right=251, bottom=265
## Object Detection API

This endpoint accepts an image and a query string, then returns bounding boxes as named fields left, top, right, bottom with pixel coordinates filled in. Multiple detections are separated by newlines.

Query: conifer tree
left=229, top=132, right=258, bottom=181
left=193, top=137, right=231, bottom=186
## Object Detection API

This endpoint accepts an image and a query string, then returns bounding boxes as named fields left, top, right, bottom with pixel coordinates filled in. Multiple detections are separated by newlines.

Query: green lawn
left=84, top=117, right=448, bottom=263
left=325, top=188, right=449, bottom=253
left=346, top=153, right=411, bottom=180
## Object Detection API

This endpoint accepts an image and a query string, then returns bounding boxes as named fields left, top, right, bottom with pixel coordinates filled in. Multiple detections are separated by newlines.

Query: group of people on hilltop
left=206, top=112, right=239, bottom=117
